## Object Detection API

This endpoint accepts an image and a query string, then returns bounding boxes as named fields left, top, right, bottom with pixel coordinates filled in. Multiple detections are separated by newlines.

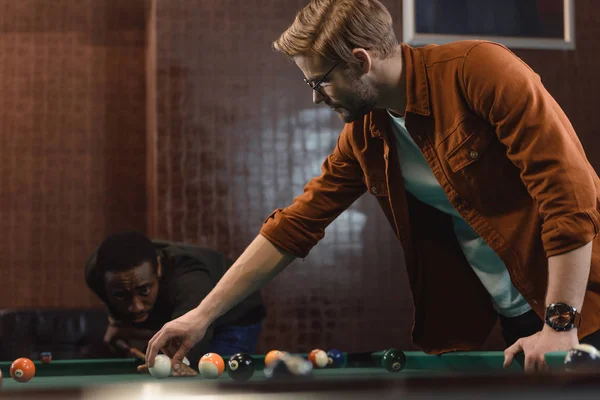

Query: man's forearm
left=193, top=234, right=296, bottom=326
left=545, top=241, right=593, bottom=311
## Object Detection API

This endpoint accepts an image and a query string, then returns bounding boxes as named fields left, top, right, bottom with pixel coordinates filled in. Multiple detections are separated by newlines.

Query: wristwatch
left=545, top=302, right=581, bottom=331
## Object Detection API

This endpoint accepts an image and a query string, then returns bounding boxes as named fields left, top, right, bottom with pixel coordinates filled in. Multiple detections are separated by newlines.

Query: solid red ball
left=10, top=358, right=36, bottom=383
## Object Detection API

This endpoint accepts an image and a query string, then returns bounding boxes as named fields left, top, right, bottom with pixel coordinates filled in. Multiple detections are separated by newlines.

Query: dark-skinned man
left=84, top=232, right=265, bottom=373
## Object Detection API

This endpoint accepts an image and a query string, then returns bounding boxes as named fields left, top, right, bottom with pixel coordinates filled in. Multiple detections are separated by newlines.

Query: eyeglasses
left=304, top=63, right=338, bottom=96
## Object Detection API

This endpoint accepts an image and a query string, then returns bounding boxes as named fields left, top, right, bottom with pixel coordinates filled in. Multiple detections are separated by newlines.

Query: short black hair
left=96, top=232, right=158, bottom=276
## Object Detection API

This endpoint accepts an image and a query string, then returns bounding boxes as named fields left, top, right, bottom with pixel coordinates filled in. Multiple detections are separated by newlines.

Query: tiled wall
left=152, top=0, right=415, bottom=353
left=0, top=0, right=148, bottom=307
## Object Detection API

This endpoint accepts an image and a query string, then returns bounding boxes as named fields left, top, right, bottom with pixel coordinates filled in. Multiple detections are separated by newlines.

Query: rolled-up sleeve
left=260, top=125, right=367, bottom=258
left=462, top=42, right=600, bottom=256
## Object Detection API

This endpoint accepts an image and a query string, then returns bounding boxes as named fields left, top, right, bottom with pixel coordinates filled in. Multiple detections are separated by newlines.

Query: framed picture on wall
left=402, top=0, right=575, bottom=50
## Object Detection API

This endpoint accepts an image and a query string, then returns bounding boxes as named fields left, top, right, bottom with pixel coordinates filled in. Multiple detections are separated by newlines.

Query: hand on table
left=136, top=362, right=198, bottom=377
left=503, top=326, right=578, bottom=372
left=146, top=308, right=208, bottom=373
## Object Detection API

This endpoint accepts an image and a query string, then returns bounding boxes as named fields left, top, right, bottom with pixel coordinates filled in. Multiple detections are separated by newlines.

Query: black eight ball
left=227, top=353, right=255, bottom=381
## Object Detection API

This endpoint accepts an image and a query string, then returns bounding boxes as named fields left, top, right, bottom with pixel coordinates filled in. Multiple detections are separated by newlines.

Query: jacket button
left=469, top=150, right=479, bottom=159
left=371, top=186, right=378, bottom=195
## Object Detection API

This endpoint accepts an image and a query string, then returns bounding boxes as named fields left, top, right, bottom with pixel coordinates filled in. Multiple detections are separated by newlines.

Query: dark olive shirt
left=84, top=240, right=265, bottom=364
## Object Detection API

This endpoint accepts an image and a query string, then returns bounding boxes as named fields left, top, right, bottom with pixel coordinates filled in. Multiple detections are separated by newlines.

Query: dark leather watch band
left=573, top=311, right=582, bottom=329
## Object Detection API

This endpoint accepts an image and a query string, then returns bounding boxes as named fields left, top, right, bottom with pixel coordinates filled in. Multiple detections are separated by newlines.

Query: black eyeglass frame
left=304, top=63, right=338, bottom=95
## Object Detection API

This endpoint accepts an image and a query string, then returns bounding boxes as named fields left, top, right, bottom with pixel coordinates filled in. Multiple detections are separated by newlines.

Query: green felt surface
left=0, top=351, right=569, bottom=391
left=0, top=368, right=440, bottom=390
left=0, top=358, right=141, bottom=377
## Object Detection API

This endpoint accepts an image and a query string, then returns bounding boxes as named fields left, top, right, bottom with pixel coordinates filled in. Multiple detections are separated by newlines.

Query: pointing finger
left=171, top=343, right=193, bottom=372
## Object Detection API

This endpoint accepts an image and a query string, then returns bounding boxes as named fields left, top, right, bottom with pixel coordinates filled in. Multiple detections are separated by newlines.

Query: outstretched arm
left=145, top=234, right=295, bottom=370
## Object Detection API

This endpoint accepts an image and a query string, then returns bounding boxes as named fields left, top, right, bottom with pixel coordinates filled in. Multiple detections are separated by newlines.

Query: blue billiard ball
left=326, top=349, right=344, bottom=368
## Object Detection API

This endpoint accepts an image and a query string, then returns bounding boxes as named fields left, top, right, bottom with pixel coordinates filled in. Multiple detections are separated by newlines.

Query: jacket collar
left=367, top=43, right=431, bottom=138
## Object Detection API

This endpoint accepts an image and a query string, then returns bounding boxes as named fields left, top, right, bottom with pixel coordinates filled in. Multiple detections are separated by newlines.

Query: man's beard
left=336, top=77, right=378, bottom=123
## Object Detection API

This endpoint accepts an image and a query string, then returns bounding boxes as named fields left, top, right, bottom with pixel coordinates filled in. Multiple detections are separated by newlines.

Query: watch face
left=548, top=303, right=574, bottom=327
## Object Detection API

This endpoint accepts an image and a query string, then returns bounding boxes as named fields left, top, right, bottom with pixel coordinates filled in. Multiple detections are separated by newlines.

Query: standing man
left=146, top=0, right=600, bottom=373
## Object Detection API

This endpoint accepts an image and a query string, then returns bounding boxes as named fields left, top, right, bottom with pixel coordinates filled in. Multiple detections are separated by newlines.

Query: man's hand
left=504, top=326, right=578, bottom=372
left=144, top=234, right=294, bottom=372
left=146, top=308, right=208, bottom=372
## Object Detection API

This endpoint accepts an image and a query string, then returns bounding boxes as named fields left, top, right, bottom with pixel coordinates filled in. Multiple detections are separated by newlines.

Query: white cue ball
left=149, top=354, right=172, bottom=379
left=314, top=350, right=328, bottom=368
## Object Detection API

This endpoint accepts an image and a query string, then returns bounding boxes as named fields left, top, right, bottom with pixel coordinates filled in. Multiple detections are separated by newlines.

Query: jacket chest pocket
left=443, top=117, right=527, bottom=206
left=445, top=119, right=495, bottom=173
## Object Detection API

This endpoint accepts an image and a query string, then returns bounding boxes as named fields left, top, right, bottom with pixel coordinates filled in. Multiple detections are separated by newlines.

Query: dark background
left=416, top=0, right=565, bottom=38
left=0, top=0, right=598, bottom=354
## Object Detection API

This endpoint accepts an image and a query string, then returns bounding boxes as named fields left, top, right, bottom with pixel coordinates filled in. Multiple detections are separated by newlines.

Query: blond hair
left=273, top=0, right=398, bottom=65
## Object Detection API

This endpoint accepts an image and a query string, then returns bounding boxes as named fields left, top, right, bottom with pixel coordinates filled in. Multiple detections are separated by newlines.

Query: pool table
left=0, top=351, right=598, bottom=399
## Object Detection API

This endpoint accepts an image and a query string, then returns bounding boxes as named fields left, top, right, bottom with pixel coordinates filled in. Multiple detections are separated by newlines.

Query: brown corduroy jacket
left=260, top=41, right=600, bottom=354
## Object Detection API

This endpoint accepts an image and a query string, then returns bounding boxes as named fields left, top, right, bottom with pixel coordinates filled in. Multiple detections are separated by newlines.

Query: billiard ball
left=10, top=358, right=36, bottom=383
left=227, top=353, right=254, bottom=382
left=148, top=354, right=172, bottom=379
left=265, top=350, right=286, bottom=367
left=381, top=348, right=406, bottom=372
left=40, top=352, right=52, bottom=364
left=564, top=344, right=600, bottom=371
left=308, top=349, right=328, bottom=368
left=264, top=354, right=312, bottom=379
left=198, top=353, right=225, bottom=379
left=326, top=349, right=343, bottom=368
